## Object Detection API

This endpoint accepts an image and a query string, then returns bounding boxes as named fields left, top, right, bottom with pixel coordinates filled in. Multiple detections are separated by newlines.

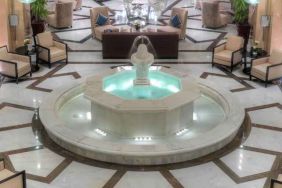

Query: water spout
left=130, top=36, right=155, bottom=86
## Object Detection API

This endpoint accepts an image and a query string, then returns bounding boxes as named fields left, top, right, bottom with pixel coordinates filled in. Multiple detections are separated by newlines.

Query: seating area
left=0, top=0, right=282, bottom=188
left=90, top=6, right=119, bottom=40
left=157, top=7, right=188, bottom=39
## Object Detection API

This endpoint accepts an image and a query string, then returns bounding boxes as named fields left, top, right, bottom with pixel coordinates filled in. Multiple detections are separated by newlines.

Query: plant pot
left=237, top=23, right=251, bottom=53
left=31, top=21, right=46, bottom=36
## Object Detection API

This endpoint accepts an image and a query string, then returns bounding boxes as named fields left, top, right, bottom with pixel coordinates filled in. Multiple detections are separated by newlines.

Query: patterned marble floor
left=1, top=0, right=282, bottom=187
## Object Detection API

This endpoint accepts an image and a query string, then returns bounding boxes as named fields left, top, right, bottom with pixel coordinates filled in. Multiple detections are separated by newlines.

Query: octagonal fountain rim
left=39, top=68, right=245, bottom=165
left=84, top=68, right=201, bottom=112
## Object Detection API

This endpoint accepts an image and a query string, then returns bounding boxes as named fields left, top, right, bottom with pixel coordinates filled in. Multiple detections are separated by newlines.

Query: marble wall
left=0, top=0, right=28, bottom=51
left=0, top=0, right=9, bottom=47
left=268, top=0, right=282, bottom=52
left=253, top=0, right=282, bottom=53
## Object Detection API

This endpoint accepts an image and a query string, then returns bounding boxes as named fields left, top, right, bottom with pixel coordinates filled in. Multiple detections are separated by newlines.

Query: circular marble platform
left=39, top=68, right=245, bottom=165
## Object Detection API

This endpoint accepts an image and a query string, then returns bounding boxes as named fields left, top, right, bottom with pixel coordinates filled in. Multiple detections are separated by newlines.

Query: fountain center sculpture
left=131, top=44, right=154, bottom=86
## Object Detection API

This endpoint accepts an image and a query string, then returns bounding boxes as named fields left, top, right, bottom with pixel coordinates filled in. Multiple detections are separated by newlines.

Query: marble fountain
left=39, top=36, right=245, bottom=165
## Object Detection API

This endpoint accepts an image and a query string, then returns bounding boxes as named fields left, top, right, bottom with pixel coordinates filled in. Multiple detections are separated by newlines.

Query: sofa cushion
left=94, top=25, right=119, bottom=40
left=269, top=49, right=282, bottom=65
left=214, top=50, right=233, bottom=61
left=251, top=62, right=282, bottom=80
left=157, top=26, right=181, bottom=38
left=253, top=62, right=282, bottom=80
left=226, top=36, right=243, bottom=51
left=37, top=32, right=54, bottom=47
left=96, top=13, right=109, bottom=26
left=252, top=63, right=272, bottom=75
left=0, top=47, right=10, bottom=61
left=49, top=47, right=65, bottom=57
left=170, top=14, right=182, bottom=28
left=10, top=60, right=31, bottom=77
left=38, top=46, right=66, bottom=63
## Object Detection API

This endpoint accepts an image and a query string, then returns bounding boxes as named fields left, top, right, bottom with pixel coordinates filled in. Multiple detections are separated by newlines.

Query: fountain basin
left=39, top=67, right=245, bottom=165
left=85, top=68, right=200, bottom=137
left=103, top=70, right=182, bottom=100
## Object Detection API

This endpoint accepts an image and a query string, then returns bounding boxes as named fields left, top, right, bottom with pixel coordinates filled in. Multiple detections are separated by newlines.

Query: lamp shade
left=244, top=0, right=260, bottom=5
left=18, top=0, right=36, bottom=3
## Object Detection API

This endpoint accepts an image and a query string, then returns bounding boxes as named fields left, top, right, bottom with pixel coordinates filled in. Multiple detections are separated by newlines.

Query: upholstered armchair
left=47, top=1, right=73, bottom=28
left=250, top=49, right=282, bottom=87
left=158, top=8, right=188, bottom=39
left=74, top=0, right=82, bottom=10
left=202, top=1, right=228, bottom=28
left=212, top=36, right=244, bottom=72
left=271, top=179, right=282, bottom=188
left=90, top=7, right=118, bottom=41
left=0, top=46, right=32, bottom=84
left=36, top=32, right=68, bottom=68
left=57, top=0, right=82, bottom=10
left=0, top=159, right=26, bottom=188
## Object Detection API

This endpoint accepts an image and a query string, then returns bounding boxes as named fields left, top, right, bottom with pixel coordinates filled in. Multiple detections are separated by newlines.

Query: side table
left=15, top=46, right=40, bottom=73
left=242, top=50, right=267, bottom=74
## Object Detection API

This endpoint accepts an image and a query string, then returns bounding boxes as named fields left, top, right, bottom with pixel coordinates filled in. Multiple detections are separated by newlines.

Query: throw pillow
left=170, top=15, right=182, bottom=28
left=96, top=13, right=109, bottom=26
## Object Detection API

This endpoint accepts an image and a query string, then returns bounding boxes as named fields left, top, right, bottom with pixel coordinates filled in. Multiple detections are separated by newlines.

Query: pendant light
left=18, top=0, right=36, bottom=4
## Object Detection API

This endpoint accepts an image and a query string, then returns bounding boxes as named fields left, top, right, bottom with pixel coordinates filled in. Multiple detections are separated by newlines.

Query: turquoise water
left=103, top=70, right=181, bottom=100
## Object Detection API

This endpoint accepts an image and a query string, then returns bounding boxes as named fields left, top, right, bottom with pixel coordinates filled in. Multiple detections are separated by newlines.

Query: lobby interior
left=0, top=0, right=282, bottom=188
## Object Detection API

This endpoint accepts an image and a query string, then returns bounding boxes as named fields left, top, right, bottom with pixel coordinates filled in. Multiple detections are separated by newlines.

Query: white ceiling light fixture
left=244, top=0, right=260, bottom=5
left=18, top=0, right=36, bottom=4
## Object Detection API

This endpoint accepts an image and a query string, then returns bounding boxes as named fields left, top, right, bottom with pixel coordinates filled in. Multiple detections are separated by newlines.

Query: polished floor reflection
left=0, top=0, right=282, bottom=187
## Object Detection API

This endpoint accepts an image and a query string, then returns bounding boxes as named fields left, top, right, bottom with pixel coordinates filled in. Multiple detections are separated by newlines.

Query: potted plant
left=233, top=0, right=251, bottom=52
left=31, top=0, right=48, bottom=36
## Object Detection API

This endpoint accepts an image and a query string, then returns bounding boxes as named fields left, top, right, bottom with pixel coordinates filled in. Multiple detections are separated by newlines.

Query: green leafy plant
left=31, top=0, right=48, bottom=22
left=233, top=0, right=249, bottom=24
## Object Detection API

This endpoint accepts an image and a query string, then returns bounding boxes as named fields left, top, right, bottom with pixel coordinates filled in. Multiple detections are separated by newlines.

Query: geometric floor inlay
left=9, top=148, right=65, bottom=177
left=221, top=149, right=276, bottom=177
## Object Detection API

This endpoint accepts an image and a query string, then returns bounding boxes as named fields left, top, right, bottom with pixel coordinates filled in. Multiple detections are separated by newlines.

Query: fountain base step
left=40, top=70, right=245, bottom=165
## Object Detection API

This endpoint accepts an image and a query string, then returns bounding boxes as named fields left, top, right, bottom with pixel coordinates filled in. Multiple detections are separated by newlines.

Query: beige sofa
left=212, top=36, right=244, bottom=72
left=250, top=49, right=282, bottom=87
left=47, top=1, right=73, bottom=28
left=0, top=159, right=26, bottom=188
left=157, top=7, right=188, bottom=39
left=36, top=32, right=68, bottom=68
left=202, top=1, right=228, bottom=28
left=90, top=7, right=118, bottom=41
left=0, top=46, right=32, bottom=84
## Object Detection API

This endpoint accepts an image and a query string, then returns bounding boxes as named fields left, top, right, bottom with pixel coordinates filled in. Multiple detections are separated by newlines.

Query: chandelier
left=18, top=0, right=36, bottom=3
left=244, top=0, right=260, bottom=5
left=148, top=0, right=168, bottom=18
